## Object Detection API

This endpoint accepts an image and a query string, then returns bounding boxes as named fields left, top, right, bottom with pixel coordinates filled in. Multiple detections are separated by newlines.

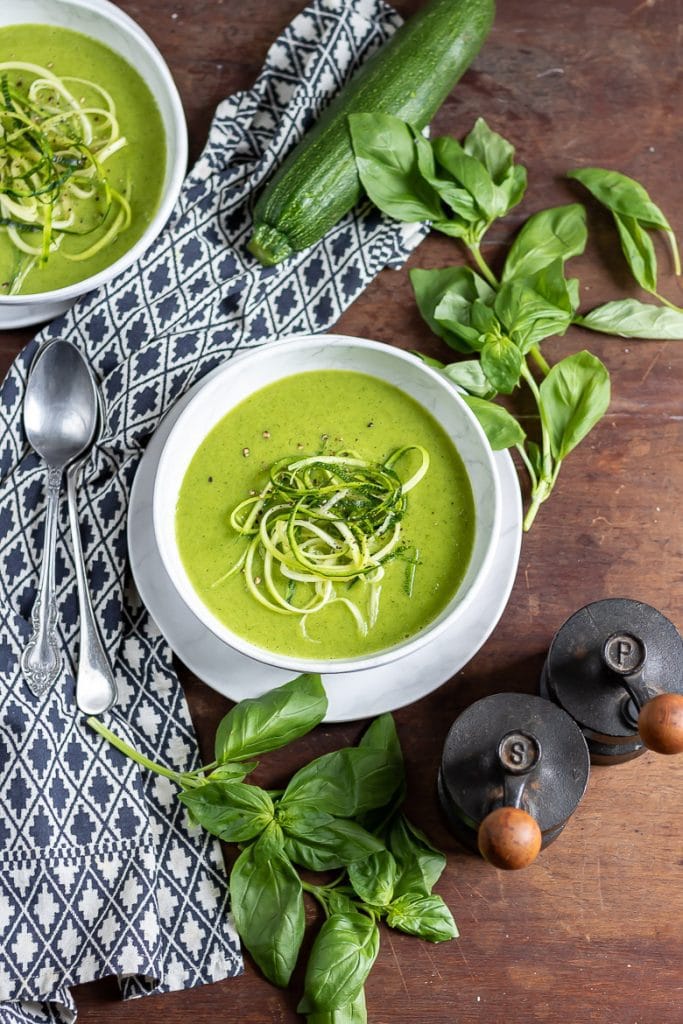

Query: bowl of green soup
left=152, top=335, right=502, bottom=676
left=0, top=0, right=187, bottom=327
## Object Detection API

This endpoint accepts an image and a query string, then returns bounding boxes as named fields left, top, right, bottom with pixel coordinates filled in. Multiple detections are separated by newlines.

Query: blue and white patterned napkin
left=0, top=1, right=425, bottom=1021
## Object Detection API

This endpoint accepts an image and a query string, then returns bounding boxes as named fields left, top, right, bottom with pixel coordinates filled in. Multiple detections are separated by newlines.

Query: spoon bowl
left=24, top=343, right=98, bottom=464
left=21, top=340, right=99, bottom=696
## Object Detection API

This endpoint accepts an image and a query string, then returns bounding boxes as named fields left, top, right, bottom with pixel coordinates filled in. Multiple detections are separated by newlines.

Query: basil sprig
left=567, top=167, right=681, bottom=296
left=88, top=675, right=456, bottom=1023
left=350, top=114, right=681, bottom=529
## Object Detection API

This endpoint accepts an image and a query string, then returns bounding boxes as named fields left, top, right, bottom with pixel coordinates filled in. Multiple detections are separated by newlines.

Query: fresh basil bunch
left=88, top=674, right=456, bottom=1023
left=349, top=114, right=682, bottom=529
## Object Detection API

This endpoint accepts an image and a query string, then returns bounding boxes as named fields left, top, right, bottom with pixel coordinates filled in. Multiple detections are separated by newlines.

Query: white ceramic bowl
left=0, top=0, right=187, bottom=328
left=153, top=334, right=502, bottom=675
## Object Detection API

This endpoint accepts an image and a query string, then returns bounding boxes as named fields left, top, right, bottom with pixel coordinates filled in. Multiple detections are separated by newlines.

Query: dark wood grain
left=2, top=1, right=683, bottom=1021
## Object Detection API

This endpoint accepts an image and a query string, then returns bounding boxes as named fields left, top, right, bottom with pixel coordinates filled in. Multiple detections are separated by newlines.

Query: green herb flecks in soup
left=0, top=24, right=166, bottom=295
left=175, top=370, right=476, bottom=660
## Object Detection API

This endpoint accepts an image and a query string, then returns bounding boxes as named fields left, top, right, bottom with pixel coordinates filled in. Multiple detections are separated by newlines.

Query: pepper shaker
left=540, top=598, right=683, bottom=764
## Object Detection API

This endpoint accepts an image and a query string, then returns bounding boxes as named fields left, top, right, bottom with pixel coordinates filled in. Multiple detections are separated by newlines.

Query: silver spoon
left=67, top=381, right=118, bottom=715
left=21, top=341, right=98, bottom=699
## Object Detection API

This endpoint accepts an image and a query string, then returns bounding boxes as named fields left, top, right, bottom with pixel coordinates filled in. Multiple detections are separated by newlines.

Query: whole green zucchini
left=248, top=0, right=495, bottom=266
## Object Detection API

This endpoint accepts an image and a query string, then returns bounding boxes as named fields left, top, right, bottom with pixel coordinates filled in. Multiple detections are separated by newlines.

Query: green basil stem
left=519, top=362, right=556, bottom=531
left=514, top=441, right=538, bottom=491
left=523, top=465, right=561, bottom=532
left=86, top=716, right=200, bottom=787
left=301, top=880, right=332, bottom=918
left=468, top=241, right=498, bottom=288
left=529, top=346, right=551, bottom=376
left=652, top=291, right=683, bottom=314
left=446, top=224, right=558, bottom=528
left=183, top=760, right=220, bottom=777
left=666, top=229, right=681, bottom=277
left=301, top=878, right=352, bottom=919
left=460, top=234, right=557, bottom=525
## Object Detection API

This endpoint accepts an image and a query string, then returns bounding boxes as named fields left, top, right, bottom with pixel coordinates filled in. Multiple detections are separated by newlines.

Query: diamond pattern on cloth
left=0, top=0, right=427, bottom=1021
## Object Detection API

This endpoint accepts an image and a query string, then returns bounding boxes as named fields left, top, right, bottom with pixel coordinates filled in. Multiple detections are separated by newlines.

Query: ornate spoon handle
left=21, top=466, right=62, bottom=696
left=67, top=464, right=118, bottom=715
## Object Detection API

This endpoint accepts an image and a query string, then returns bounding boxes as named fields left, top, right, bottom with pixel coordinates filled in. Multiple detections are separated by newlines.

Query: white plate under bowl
left=127, top=371, right=523, bottom=722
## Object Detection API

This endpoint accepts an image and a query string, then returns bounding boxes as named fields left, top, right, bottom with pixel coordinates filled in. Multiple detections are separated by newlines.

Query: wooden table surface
left=2, top=0, right=682, bottom=1021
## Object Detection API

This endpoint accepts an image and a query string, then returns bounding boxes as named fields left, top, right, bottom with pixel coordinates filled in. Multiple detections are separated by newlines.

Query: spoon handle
left=67, top=465, right=118, bottom=716
left=21, top=466, right=63, bottom=696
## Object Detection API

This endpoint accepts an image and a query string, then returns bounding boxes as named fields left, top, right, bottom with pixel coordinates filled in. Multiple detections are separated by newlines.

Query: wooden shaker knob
left=638, top=693, right=683, bottom=755
left=477, top=806, right=542, bottom=870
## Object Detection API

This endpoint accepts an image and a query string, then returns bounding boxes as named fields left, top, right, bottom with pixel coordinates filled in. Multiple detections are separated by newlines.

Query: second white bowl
left=0, top=0, right=187, bottom=327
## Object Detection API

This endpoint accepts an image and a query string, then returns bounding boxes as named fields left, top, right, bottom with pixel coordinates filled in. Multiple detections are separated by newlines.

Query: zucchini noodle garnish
left=0, top=62, right=130, bottom=292
left=216, top=446, right=429, bottom=638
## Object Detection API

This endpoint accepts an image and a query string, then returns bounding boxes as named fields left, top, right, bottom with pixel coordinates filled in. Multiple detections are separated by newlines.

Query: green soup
left=0, top=24, right=166, bottom=295
left=175, top=371, right=477, bottom=660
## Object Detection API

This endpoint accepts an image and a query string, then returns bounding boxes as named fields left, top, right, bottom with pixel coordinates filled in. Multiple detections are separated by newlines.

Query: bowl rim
left=152, top=333, right=503, bottom=674
left=0, top=0, right=188, bottom=307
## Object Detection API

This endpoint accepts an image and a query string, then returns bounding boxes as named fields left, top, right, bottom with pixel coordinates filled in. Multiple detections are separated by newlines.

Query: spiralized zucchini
left=0, top=62, right=131, bottom=292
left=215, top=447, right=429, bottom=639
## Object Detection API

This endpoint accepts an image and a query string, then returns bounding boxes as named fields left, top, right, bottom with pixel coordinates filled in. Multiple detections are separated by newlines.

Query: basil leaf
left=348, top=849, right=398, bottom=908
left=567, top=277, right=581, bottom=313
left=304, top=988, right=367, bottom=1024
left=281, top=806, right=384, bottom=870
left=327, top=890, right=360, bottom=918
left=539, top=350, right=610, bottom=461
left=386, top=893, right=458, bottom=942
left=358, top=712, right=403, bottom=769
left=480, top=332, right=523, bottom=394
left=496, top=280, right=571, bottom=349
left=412, top=130, right=479, bottom=222
left=412, top=351, right=445, bottom=369
left=567, top=166, right=672, bottom=229
left=441, top=359, right=497, bottom=399
left=433, top=301, right=485, bottom=352
left=613, top=213, right=658, bottom=292
left=214, top=673, right=326, bottom=761
left=462, top=395, right=526, bottom=450
left=527, top=259, right=578, bottom=313
left=355, top=715, right=406, bottom=833
left=281, top=747, right=400, bottom=817
left=433, top=135, right=496, bottom=219
left=462, top=118, right=527, bottom=217
left=498, top=163, right=528, bottom=215
left=502, top=203, right=587, bottom=282
left=206, top=761, right=258, bottom=782
left=358, top=715, right=405, bottom=803
left=409, top=266, right=492, bottom=352
left=463, top=117, right=515, bottom=182
left=430, top=268, right=495, bottom=351
left=388, top=814, right=447, bottom=897
left=568, top=166, right=680, bottom=274
left=230, top=834, right=305, bottom=987
left=579, top=298, right=683, bottom=338
left=432, top=218, right=471, bottom=240
left=179, top=781, right=273, bottom=842
left=470, top=299, right=498, bottom=336
left=301, top=912, right=380, bottom=1011
left=349, top=113, right=443, bottom=222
